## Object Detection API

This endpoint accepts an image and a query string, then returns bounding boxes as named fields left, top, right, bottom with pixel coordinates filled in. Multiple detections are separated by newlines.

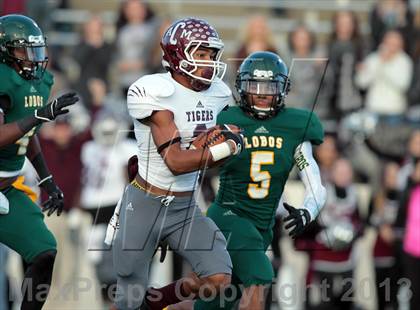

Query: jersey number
left=247, top=151, right=274, bottom=199
left=15, top=128, right=35, bottom=155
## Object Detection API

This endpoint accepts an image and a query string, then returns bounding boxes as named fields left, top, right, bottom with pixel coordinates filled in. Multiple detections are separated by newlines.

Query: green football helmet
left=236, top=51, right=290, bottom=119
left=0, top=14, right=48, bottom=79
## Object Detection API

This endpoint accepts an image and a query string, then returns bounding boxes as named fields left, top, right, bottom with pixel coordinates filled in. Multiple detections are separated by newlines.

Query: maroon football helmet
left=160, top=17, right=226, bottom=91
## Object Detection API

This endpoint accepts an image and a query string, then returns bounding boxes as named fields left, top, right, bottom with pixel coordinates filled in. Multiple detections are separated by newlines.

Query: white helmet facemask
left=179, top=39, right=227, bottom=84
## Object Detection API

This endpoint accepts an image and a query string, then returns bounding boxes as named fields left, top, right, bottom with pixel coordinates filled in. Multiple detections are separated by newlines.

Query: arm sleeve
left=294, top=141, right=327, bottom=221
left=126, top=83, right=165, bottom=120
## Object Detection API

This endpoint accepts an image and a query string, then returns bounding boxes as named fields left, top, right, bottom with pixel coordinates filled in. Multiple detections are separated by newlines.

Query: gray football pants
left=113, top=184, right=232, bottom=310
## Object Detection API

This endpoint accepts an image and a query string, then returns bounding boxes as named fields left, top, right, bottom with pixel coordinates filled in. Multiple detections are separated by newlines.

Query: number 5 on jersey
left=247, top=151, right=274, bottom=199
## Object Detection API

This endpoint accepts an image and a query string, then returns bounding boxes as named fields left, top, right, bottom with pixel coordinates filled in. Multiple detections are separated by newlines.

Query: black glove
left=283, top=203, right=311, bottom=238
left=39, top=177, right=64, bottom=216
left=221, top=124, right=244, bottom=155
left=35, top=92, right=79, bottom=122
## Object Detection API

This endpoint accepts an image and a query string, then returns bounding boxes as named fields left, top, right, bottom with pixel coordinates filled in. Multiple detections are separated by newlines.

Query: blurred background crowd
left=0, top=0, right=420, bottom=309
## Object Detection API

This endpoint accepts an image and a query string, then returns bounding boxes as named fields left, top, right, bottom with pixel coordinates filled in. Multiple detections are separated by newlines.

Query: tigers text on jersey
left=0, top=63, right=53, bottom=176
left=80, top=139, right=137, bottom=208
left=216, top=106, right=324, bottom=230
left=127, top=72, right=232, bottom=192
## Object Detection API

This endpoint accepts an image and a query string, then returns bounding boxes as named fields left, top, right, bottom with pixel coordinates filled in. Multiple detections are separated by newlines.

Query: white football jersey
left=127, top=72, right=233, bottom=192
left=80, top=139, right=137, bottom=208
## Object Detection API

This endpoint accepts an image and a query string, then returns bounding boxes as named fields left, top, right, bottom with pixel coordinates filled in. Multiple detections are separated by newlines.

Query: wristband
left=38, top=175, right=52, bottom=186
left=209, top=142, right=231, bottom=161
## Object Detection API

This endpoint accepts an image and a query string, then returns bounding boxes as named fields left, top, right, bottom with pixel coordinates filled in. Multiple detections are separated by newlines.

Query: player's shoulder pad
left=128, top=73, right=175, bottom=101
left=282, top=107, right=320, bottom=122
left=209, top=78, right=232, bottom=98
left=217, top=105, right=240, bottom=124
left=0, top=63, right=23, bottom=91
left=285, top=108, right=324, bottom=144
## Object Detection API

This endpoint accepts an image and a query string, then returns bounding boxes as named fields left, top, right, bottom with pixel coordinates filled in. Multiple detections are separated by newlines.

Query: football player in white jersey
left=112, top=18, right=244, bottom=310
left=80, top=112, right=137, bottom=307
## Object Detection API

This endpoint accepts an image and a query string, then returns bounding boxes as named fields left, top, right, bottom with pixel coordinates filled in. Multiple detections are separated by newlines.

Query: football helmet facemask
left=160, top=17, right=226, bottom=91
left=0, top=14, right=48, bottom=80
left=236, top=51, right=290, bottom=120
left=92, top=113, right=121, bottom=147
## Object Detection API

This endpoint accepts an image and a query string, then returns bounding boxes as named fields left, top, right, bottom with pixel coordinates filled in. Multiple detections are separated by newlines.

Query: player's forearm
left=294, top=142, right=327, bottom=221
left=164, top=148, right=214, bottom=175
left=27, top=135, right=51, bottom=180
left=0, top=116, right=40, bottom=148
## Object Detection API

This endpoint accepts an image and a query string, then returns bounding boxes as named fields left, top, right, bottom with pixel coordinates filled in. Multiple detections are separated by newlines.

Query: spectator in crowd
left=345, top=30, right=412, bottom=189
left=368, top=161, right=401, bottom=310
left=115, top=0, right=154, bottom=32
left=72, top=15, right=113, bottom=109
left=284, top=25, right=326, bottom=112
left=316, top=158, right=361, bottom=309
left=86, top=78, right=109, bottom=116
left=388, top=129, right=420, bottom=309
left=114, top=0, right=155, bottom=95
left=356, top=30, right=413, bottom=117
left=301, top=158, right=362, bottom=310
left=398, top=129, right=420, bottom=188
left=149, top=17, right=173, bottom=74
left=322, top=11, right=365, bottom=120
left=79, top=112, right=136, bottom=308
left=314, top=134, right=340, bottom=183
left=39, top=117, right=90, bottom=213
left=369, top=0, right=415, bottom=54
left=47, top=47, right=71, bottom=99
left=395, top=157, right=420, bottom=310
left=234, top=14, right=277, bottom=70
left=1, top=0, right=26, bottom=15
left=26, top=0, right=54, bottom=32
left=408, top=37, right=420, bottom=107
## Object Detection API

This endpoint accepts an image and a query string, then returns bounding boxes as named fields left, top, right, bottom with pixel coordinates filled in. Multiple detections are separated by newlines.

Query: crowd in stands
left=0, top=0, right=419, bottom=309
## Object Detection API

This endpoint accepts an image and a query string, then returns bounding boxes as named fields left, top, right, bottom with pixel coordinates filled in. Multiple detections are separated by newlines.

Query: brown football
left=190, top=124, right=240, bottom=149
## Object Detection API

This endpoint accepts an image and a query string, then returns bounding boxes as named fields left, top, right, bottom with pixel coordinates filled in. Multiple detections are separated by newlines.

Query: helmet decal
left=169, top=22, right=188, bottom=44
left=28, top=35, right=45, bottom=44
left=253, top=69, right=274, bottom=79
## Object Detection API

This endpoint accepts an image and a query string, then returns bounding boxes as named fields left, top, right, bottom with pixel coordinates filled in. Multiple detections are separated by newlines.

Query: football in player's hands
left=190, top=124, right=241, bottom=149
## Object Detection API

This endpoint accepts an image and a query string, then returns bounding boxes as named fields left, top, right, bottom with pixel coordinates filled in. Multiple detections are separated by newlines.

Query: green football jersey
left=215, top=106, right=324, bottom=230
left=0, top=63, right=53, bottom=173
